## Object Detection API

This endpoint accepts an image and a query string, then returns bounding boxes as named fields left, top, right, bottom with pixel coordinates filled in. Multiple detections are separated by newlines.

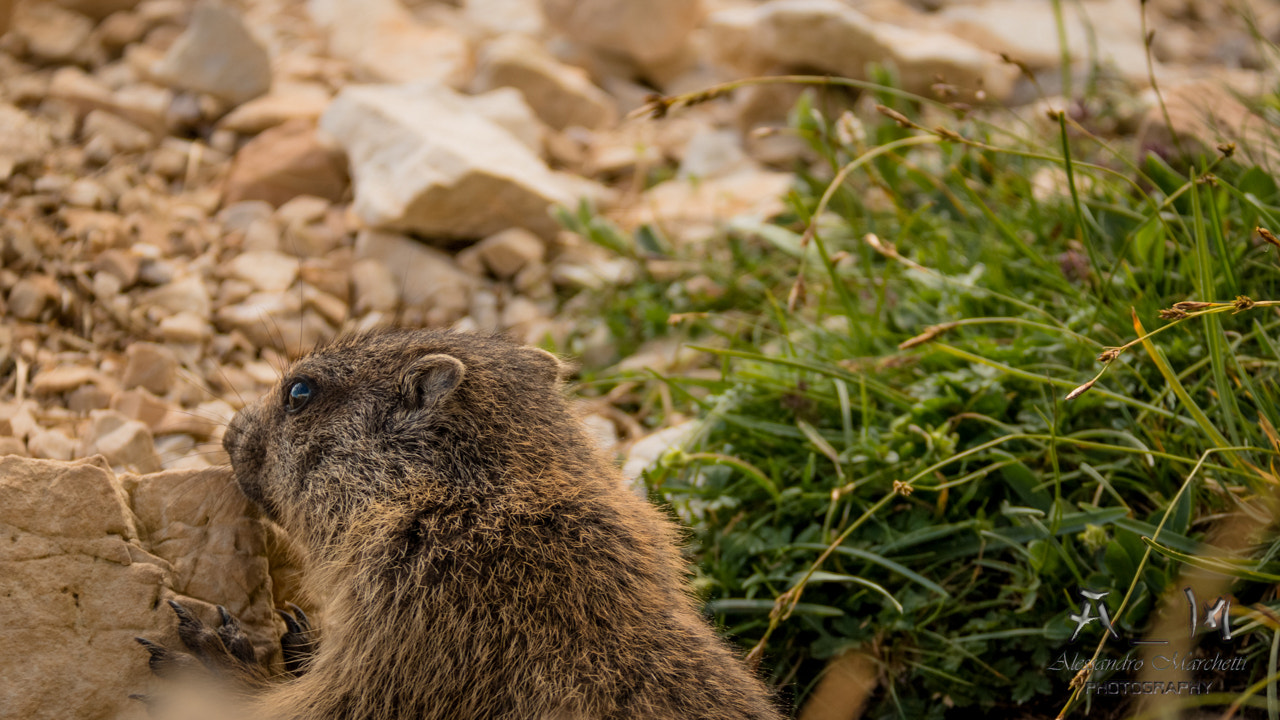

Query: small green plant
left=566, top=68, right=1280, bottom=718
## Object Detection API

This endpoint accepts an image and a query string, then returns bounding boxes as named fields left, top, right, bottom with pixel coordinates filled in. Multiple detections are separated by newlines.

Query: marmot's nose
left=222, top=416, right=242, bottom=455
left=222, top=406, right=259, bottom=460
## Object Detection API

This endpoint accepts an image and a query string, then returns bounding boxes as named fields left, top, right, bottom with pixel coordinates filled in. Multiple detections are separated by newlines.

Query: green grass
left=557, top=71, right=1280, bottom=719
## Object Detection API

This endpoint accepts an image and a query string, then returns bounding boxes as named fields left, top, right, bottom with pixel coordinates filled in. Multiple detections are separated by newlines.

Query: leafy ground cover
left=560, top=67, right=1280, bottom=719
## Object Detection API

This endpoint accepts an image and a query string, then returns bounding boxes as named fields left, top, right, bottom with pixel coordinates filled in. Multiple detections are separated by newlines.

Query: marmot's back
left=212, top=329, right=783, bottom=719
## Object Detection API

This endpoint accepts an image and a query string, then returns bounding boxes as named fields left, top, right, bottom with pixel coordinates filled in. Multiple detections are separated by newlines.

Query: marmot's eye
left=285, top=379, right=314, bottom=413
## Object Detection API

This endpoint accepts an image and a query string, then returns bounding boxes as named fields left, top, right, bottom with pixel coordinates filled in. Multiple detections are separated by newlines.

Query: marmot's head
left=223, top=329, right=570, bottom=551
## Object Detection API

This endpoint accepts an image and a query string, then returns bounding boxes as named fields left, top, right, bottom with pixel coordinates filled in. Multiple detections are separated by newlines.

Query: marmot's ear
left=402, top=354, right=465, bottom=409
left=525, top=347, right=571, bottom=385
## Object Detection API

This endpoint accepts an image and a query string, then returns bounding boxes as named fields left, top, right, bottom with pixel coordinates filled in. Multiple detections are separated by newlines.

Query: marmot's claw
left=277, top=604, right=318, bottom=678
left=285, top=602, right=310, bottom=630
left=128, top=693, right=160, bottom=717
left=161, top=600, right=260, bottom=676
left=276, top=607, right=303, bottom=634
left=215, top=605, right=258, bottom=666
left=135, top=637, right=175, bottom=677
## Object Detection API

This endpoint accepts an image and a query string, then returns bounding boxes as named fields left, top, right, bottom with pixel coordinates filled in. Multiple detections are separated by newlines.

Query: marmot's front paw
left=277, top=603, right=317, bottom=677
left=135, top=601, right=265, bottom=682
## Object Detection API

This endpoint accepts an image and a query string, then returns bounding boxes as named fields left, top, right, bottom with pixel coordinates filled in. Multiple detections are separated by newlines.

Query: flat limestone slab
left=321, top=83, right=578, bottom=241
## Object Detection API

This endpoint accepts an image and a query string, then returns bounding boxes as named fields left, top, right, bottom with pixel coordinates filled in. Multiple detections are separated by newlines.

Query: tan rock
left=306, top=288, right=349, bottom=327
left=550, top=254, right=636, bottom=291
left=52, top=0, right=142, bottom=20
left=0, top=104, right=54, bottom=181
left=122, top=342, right=178, bottom=395
left=64, top=179, right=113, bottom=209
left=92, top=248, right=141, bottom=288
left=0, top=457, right=169, bottom=720
left=798, top=651, right=879, bottom=720
left=0, top=436, right=28, bottom=457
left=580, top=413, right=619, bottom=454
left=467, top=288, right=501, bottom=331
left=1137, top=77, right=1269, bottom=159
left=354, top=230, right=477, bottom=326
left=214, top=291, right=333, bottom=353
left=621, top=420, right=699, bottom=481
left=321, top=83, right=577, bottom=240
left=706, top=0, right=1017, bottom=102
left=613, top=170, right=795, bottom=244
left=224, top=250, right=301, bottom=293
left=47, top=66, right=113, bottom=117
left=499, top=295, right=547, bottom=336
left=141, top=274, right=212, bottom=321
left=83, top=110, right=155, bottom=155
left=310, top=0, right=472, bottom=87
left=157, top=312, right=213, bottom=343
left=541, top=0, right=703, bottom=66
left=151, top=1, right=272, bottom=106
left=475, top=34, right=617, bottom=131
left=299, top=257, right=353, bottom=301
left=110, top=388, right=172, bottom=431
left=242, top=218, right=281, bottom=253
left=109, top=82, right=172, bottom=133
left=153, top=434, right=201, bottom=470
left=9, top=275, right=60, bottom=321
left=155, top=399, right=233, bottom=440
left=218, top=200, right=275, bottom=233
left=463, top=0, right=544, bottom=36
left=27, top=428, right=77, bottom=461
left=82, top=410, right=161, bottom=473
left=124, top=467, right=282, bottom=658
left=32, top=366, right=107, bottom=397
left=351, top=258, right=400, bottom=315
left=678, top=128, right=751, bottom=179
left=217, top=82, right=334, bottom=135
left=513, top=260, right=554, bottom=299
left=275, top=195, right=332, bottom=227
left=95, top=8, right=148, bottom=48
left=468, top=227, right=547, bottom=279
left=0, top=0, right=13, bottom=38
left=3, top=456, right=282, bottom=717
left=223, top=120, right=349, bottom=208
left=0, top=401, right=40, bottom=442
left=465, top=87, right=548, bottom=157
left=64, top=209, right=127, bottom=248
left=12, top=2, right=96, bottom=64
left=941, top=0, right=1147, bottom=83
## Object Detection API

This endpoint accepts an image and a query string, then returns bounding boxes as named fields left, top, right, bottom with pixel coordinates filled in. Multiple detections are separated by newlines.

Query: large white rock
left=540, top=0, right=703, bottom=66
left=321, top=83, right=578, bottom=240
left=707, top=0, right=1017, bottom=102
left=151, top=1, right=271, bottom=106
left=308, top=0, right=471, bottom=88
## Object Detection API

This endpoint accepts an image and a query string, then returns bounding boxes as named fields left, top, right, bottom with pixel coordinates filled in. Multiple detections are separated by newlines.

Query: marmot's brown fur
left=144, top=329, right=780, bottom=720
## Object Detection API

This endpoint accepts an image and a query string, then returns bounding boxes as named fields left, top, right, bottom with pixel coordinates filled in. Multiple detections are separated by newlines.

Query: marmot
left=138, top=329, right=781, bottom=720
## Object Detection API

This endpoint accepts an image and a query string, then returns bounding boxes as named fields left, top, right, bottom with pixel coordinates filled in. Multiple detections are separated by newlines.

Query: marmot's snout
left=223, top=403, right=272, bottom=516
